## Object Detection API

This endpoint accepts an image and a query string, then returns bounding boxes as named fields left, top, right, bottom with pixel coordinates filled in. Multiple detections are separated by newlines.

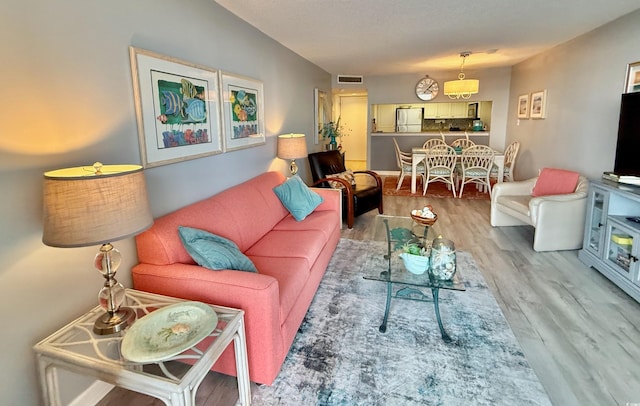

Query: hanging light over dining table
left=444, top=52, right=479, bottom=100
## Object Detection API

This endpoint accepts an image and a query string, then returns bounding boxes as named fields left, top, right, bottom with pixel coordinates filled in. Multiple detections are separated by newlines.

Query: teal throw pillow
left=273, top=175, right=323, bottom=221
left=177, top=226, right=258, bottom=273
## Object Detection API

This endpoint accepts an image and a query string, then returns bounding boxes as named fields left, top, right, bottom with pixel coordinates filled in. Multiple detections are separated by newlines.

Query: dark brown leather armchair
left=308, top=150, right=383, bottom=228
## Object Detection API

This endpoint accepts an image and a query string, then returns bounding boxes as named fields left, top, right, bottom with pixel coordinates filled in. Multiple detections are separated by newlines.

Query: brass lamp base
left=93, top=306, right=136, bottom=335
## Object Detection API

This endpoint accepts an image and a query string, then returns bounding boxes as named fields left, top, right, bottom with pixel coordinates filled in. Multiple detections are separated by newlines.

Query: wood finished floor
left=99, top=187, right=640, bottom=406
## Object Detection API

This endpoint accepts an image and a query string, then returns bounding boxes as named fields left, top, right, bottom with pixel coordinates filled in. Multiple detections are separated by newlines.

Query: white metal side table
left=34, top=289, right=251, bottom=405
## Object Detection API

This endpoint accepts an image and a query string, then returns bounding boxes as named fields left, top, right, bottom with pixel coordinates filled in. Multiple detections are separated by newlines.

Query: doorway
left=337, top=94, right=368, bottom=171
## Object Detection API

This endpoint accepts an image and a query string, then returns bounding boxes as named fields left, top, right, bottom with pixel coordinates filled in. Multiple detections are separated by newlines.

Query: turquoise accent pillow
left=273, top=175, right=323, bottom=221
left=177, top=226, right=258, bottom=273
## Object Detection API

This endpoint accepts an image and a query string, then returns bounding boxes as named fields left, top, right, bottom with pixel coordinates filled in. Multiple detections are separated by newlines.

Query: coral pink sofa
left=132, top=171, right=341, bottom=385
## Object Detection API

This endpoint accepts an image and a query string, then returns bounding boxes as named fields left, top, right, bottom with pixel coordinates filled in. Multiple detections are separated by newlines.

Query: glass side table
left=33, top=289, right=251, bottom=406
left=364, top=215, right=466, bottom=342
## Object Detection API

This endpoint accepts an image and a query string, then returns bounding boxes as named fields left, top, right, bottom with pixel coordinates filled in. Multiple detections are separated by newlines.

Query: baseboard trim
left=69, top=380, right=114, bottom=406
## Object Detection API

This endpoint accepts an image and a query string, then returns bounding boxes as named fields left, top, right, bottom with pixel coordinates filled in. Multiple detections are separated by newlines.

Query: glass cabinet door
left=605, top=222, right=636, bottom=279
left=586, top=188, right=608, bottom=255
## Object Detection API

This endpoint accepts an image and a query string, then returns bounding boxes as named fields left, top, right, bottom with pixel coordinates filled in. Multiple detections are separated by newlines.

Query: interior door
left=339, top=95, right=368, bottom=162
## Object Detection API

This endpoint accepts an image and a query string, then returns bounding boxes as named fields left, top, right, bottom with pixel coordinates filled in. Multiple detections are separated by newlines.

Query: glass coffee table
left=364, top=214, right=466, bottom=342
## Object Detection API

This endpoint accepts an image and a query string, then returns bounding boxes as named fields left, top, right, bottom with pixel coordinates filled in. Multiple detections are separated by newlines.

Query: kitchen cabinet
left=450, top=103, right=467, bottom=118
left=423, top=103, right=467, bottom=118
left=579, top=180, right=640, bottom=302
left=375, top=104, right=396, bottom=132
left=423, top=103, right=438, bottom=118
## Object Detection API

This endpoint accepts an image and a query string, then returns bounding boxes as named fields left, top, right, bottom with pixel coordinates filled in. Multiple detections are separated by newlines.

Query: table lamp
left=277, top=133, right=307, bottom=176
left=42, top=162, right=153, bottom=335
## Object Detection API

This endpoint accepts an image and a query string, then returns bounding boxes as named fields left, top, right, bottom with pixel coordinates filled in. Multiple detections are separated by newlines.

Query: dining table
left=410, top=147, right=505, bottom=194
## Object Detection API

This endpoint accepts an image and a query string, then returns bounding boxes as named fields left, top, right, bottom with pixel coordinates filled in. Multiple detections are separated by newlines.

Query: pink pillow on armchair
left=531, top=168, right=580, bottom=197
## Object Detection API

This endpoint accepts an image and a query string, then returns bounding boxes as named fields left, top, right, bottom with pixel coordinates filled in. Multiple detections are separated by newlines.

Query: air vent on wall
left=337, top=75, right=364, bottom=84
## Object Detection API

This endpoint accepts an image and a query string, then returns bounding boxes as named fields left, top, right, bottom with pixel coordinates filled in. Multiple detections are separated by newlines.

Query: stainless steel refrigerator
left=396, top=107, right=423, bottom=132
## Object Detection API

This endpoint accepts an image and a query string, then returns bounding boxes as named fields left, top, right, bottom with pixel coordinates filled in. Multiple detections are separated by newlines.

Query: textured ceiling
left=214, top=0, right=640, bottom=75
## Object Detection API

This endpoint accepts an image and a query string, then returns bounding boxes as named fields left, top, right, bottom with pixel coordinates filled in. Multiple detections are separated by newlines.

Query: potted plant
left=320, top=117, right=349, bottom=150
left=399, top=241, right=431, bottom=275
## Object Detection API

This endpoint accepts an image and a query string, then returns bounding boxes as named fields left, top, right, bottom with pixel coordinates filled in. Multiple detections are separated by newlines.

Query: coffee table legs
left=377, top=284, right=452, bottom=342
left=431, top=287, right=452, bottom=343
left=379, top=279, right=392, bottom=333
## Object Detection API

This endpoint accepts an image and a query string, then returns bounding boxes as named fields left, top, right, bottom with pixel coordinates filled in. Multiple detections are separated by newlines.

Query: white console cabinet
left=579, top=179, right=640, bottom=302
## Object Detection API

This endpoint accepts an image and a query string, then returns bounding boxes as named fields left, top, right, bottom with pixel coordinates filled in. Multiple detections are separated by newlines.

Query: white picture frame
left=517, top=94, right=529, bottom=119
left=220, top=72, right=265, bottom=152
left=129, top=47, right=223, bottom=168
left=530, top=90, right=547, bottom=119
left=625, top=61, right=640, bottom=93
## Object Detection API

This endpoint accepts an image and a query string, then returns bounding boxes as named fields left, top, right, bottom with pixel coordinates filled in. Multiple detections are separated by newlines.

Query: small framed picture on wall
left=517, top=94, right=529, bottom=119
left=530, top=90, right=547, bottom=119
left=625, top=61, right=640, bottom=93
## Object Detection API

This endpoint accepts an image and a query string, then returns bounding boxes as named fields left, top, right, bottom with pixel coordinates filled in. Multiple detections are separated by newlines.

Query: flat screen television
left=613, top=92, right=640, bottom=178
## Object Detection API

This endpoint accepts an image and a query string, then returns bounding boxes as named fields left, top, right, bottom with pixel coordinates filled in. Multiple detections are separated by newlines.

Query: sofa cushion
left=531, top=168, right=580, bottom=197
left=273, top=175, right=323, bottom=221
left=273, top=210, right=338, bottom=241
left=178, top=226, right=258, bottom=273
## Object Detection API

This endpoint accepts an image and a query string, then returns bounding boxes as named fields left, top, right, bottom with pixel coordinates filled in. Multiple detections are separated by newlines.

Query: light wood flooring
left=99, top=188, right=640, bottom=406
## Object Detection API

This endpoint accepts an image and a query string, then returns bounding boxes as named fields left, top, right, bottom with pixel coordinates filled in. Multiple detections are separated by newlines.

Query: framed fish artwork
left=219, top=72, right=265, bottom=152
left=129, top=47, right=223, bottom=167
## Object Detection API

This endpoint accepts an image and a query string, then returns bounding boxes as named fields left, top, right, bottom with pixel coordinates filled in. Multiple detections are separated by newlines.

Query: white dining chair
left=422, top=138, right=447, bottom=149
left=393, top=138, right=425, bottom=191
left=457, top=145, right=495, bottom=198
left=423, top=144, right=457, bottom=197
left=491, top=141, right=520, bottom=182
left=450, top=138, right=475, bottom=150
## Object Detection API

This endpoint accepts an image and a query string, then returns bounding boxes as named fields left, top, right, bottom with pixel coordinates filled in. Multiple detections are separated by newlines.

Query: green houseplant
left=320, top=117, right=349, bottom=150
left=399, top=241, right=431, bottom=275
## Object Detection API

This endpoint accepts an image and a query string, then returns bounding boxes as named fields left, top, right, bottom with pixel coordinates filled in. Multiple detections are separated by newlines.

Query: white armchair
left=490, top=175, right=589, bottom=252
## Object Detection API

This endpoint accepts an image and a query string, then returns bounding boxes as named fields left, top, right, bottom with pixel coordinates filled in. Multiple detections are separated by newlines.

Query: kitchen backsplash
left=423, top=118, right=476, bottom=132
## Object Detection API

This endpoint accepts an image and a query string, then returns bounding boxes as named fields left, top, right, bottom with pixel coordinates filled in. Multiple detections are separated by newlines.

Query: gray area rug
left=251, top=239, right=551, bottom=405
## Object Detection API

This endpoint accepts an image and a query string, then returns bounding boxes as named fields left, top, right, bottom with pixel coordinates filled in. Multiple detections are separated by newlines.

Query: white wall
left=0, top=0, right=330, bottom=404
left=507, top=9, right=640, bottom=180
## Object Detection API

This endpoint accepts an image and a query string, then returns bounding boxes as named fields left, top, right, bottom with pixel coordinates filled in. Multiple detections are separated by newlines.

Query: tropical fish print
left=180, top=79, right=198, bottom=99
left=184, top=98, right=206, bottom=122
left=161, top=90, right=183, bottom=116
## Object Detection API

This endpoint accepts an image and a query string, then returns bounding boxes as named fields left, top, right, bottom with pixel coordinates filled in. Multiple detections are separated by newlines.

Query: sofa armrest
left=132, top=263, right=282, bottom=342
left=310, top=187, right=341, bottom=212
left=354, top=170, right=383, bottom=189
left=310, top=187, right=342, bottom=228
left=492, top=177, right=538, bottom=201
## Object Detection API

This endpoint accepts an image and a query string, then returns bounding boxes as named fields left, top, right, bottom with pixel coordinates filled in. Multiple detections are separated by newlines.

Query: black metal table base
left=378, top=278, right=452, bottom=343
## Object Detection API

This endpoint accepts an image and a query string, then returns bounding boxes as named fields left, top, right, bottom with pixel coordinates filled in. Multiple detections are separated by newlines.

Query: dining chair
left=457, top=145, right=495, bottom=198
left=450, top=138, right=475, bottom=150
left=393, top=138, right=425, bottom=191
left=423, top=144, right=457, bottom=197
left=491, top=141, right=520, bottom=182
left=422, top=138, right=447, bottom=149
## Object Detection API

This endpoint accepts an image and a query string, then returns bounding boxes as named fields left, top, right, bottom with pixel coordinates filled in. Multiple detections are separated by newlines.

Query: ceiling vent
left=337, top=75, right=364, bottom=84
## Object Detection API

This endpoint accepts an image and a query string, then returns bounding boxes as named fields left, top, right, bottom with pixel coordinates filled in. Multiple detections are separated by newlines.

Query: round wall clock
left=415, top=76, right=439, bottom=101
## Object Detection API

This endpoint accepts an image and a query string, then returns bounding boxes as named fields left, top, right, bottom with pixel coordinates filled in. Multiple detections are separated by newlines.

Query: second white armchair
left=490, top=173, right=589, bottom=252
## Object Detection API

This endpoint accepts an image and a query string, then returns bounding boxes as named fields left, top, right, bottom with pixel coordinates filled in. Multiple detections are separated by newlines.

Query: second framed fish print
left=129, top=47, right=223, bottom=167
left=220, top=72, right=265, bottom=152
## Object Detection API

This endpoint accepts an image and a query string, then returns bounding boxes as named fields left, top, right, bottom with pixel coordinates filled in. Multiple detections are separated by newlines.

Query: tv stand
left=579, top=179, right=640, bottom=303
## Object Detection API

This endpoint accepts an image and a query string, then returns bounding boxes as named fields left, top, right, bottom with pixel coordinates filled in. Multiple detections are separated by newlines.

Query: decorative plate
left=121, top=301, right=218, bottom=363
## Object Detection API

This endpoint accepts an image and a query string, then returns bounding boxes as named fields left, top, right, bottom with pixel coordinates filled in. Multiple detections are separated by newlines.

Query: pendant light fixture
left=443, top=52, right=479, bottom=100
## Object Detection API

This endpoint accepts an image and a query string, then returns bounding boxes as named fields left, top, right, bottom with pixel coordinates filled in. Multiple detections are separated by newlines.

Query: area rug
left=251, top=239, right=551, bottom=406
left=383, top=176, right=492, bottom=200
